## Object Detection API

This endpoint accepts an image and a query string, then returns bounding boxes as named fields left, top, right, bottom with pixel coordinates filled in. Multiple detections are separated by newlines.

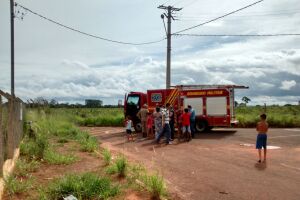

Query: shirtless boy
left=256, top=114, right=269, bottom=163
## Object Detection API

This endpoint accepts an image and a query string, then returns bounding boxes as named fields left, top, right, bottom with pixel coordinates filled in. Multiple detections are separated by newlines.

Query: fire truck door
left=206, top=97, right=228, bottom=126
left=183, top=97, right=203, bottom=115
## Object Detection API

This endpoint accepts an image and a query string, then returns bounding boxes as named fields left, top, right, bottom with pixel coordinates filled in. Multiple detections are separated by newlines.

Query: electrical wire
left=174, top=0, right=264, bottom=34
left=173, top=33, right=300, bottom=37
left=15, top=3, right=166, bottom=46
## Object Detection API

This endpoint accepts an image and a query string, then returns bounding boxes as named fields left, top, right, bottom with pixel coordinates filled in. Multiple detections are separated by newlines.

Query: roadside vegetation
left=3, top=108, right=169, bottom=200
left=29, top=105, right=299, bottom=129
left=236, top=105, right=300, bottom=128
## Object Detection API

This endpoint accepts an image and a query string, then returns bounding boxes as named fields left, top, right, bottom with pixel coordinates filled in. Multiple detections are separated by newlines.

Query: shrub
left=41, top=173, right=119, bottom=200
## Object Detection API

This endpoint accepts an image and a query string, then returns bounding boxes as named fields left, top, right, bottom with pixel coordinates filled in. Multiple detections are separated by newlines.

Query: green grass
left=105, top=156, right=127, bottom=178
left=20, top=135, right=49, bottom=160
left=40, top=173, right=119, bottom=200
left=102, top=148, right=112, bottom=166
left=44, top=149, right=78, bottom=165
left=115, top=156, right=127, bottom=178
left=235, top=105, right=300, bottom=128
left=14, top=159, right=40, bottom=177
left=49, top=108, right=124, bottom=127
left=142, top=174, right=167, bottom=200
left=76, top=131, right=99, bottom=152
left=4, top=175, right=34, bottom=196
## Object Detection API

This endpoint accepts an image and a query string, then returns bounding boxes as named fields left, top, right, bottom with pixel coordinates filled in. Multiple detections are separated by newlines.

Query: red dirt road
left=84, top=127, right=300, bottom=200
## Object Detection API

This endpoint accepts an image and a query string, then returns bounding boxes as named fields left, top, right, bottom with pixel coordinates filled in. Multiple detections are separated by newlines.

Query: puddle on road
left=240, top=143, right=281, bottom=149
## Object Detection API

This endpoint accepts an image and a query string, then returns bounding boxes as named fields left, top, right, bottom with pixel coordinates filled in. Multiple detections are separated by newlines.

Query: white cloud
left=280, top=80, right=297, bottom=90
left=1, top=0, right=300, bottom=105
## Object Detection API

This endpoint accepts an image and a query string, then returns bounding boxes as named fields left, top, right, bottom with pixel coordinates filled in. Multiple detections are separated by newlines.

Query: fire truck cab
left=124, top=85, right=248, bottom=132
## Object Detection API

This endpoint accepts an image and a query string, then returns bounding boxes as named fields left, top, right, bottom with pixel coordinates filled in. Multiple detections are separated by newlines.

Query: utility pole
left=158, top=5, right=182, bottom=89
left=10, top=0, right=15, bottom=97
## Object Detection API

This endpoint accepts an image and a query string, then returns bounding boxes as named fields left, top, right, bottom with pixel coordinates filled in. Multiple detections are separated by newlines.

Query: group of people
left=125, top=103, right=196, bottom=145
left=126, top=106, right=270, bottom=162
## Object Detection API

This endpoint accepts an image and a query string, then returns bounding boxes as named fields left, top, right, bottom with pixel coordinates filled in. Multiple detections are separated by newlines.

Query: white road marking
left=281, top=163, right=300, bottom=171
left=240, top=144, right=281, bottom=149
left=267, top=146, right=281, bottom=149
left=240, top=143, right=254, bottom=147
left=284, top=129, right=300, bottom=132
left=269, top=135, right=300, bottom=139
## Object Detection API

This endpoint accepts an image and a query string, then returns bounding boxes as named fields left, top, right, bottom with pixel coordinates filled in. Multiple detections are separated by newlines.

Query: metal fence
left=0, top=90, right=24, bottom=177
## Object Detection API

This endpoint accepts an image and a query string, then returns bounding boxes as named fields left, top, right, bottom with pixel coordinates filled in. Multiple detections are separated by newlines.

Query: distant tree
left=49, top=99, right=58, bottom=108
left=234, top=101, right=239, bottom=107
left=241, top=96, right=251, bottom=105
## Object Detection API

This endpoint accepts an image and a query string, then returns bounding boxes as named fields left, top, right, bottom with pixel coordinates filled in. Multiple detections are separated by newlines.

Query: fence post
left=7, top=97, right=14, bottom=159
left=0, top=95, right=3, bottom=177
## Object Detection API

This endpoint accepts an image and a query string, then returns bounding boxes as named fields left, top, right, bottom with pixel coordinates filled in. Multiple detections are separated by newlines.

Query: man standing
left=156, top=103, right=172, bottom=145
left=188, top=105, right=196, bottom=138
left=169, top=106, right=175, bottom=140
left=137, top=104, right=148, bottom=137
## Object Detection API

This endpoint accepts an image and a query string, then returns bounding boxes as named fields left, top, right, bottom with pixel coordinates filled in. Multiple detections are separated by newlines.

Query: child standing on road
left=256, top=113, right=269, bottom=163
left=147, top=112, right=154, bottom=139
left=182, top=108, right=192, bottom=141
left=125, top=116, right=134, bottom=142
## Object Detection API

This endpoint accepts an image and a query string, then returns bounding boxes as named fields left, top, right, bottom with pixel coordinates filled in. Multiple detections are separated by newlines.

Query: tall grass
left=40, top=173, right=119, bottom=200
left=235, top=105, right=300, bottom=128
left=54, top=108, right=124, bottom=127
left=102, top=148, right=112, bottom=166
left=143, top=174, right=167, bottom=200
left=4, top=175, right=34, bottom=196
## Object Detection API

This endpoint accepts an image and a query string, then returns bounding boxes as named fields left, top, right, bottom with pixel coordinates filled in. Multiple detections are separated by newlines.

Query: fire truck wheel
left=196, top=120, right=207, bottom=132
left=134, top=123, right=142, bottom=133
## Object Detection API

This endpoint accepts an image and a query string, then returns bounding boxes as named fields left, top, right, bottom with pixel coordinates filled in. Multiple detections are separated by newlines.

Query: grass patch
left=20, top=135, right=49, bottom=160
left=57, top=138, right=68, bottom=143
left=15, top=159, right=40, bottom=177
left=76, top=131, right=99, bottom=152
left=115, top=156, right=127, bottom=178
left=236, top=105, right=300, bottom=128
left=102, top=148, right=112, bottom=166
left=40, top=173, right=119, bottom=200
left=4, top=175, right=34, bottom=196
left=142, top=174, right=167, bottom=200
left=44, top=149, right=78, bottom=165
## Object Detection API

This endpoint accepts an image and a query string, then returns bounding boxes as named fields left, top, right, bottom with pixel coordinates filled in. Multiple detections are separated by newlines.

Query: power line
left=174, top=0, right=264, bottom=34
left=173, top=33, right=300, bottom=37
left=15, top=2, right=166, bottom=46
left=178, top=11, right=300, bottom=20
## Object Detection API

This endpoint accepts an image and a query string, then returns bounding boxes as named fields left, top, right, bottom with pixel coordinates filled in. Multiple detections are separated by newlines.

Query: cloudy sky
left=0, top=0, right=299, bottom=105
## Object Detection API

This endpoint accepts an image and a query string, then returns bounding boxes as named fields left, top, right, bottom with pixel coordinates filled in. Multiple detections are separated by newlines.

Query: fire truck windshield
left=127, top=95, right=139, bottom=106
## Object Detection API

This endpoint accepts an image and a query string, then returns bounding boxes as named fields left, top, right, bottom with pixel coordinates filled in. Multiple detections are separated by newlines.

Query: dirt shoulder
left=85, top=127, right=300, bottom=200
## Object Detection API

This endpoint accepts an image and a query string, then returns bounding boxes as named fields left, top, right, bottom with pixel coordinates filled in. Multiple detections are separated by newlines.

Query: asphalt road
left=85, top=127, right=300, bottom=200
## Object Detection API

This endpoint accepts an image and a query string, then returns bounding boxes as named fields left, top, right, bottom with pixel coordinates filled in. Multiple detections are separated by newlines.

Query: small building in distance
left=85, top=99, right=103, bottom=108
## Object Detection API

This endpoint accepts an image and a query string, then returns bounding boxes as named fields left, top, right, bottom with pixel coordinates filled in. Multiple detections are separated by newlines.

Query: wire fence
left=0, top=90, right=24, bottom=177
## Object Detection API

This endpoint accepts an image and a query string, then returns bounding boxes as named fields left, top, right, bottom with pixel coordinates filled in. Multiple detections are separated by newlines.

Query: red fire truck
left=124, top=85, right=248, bottom=132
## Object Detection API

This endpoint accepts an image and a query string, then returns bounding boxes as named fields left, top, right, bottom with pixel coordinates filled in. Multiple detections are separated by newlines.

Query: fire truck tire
left=134, top=123, right=142, bottom=133
left=196, top=120, right=207, bottom=132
